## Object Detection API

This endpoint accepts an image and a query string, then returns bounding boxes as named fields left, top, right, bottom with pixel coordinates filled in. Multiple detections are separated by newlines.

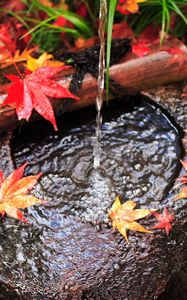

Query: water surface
left=12, top=97, right=180, bottom=224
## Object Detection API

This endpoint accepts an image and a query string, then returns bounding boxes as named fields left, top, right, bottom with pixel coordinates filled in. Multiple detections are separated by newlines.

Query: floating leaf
left=109, top=196, right=152, bottom=243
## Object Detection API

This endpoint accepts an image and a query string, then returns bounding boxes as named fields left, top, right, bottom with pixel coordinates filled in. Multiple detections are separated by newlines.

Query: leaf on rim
left=25, top=52, right=64, bottom=72
left=132, top=41, right=151, bottom=57
left=2, top=66, right=79, bottom=130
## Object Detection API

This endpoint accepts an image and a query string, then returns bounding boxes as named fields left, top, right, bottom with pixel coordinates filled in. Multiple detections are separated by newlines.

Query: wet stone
left=0, top=92, right=186, bottom=300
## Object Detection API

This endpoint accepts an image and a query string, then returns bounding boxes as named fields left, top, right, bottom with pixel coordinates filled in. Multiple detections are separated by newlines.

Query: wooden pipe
left=0, top=49, right=187, bottom=132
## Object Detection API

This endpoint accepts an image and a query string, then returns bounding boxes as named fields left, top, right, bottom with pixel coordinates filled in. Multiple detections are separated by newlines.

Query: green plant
left=2, top=0, right=94, bottom=51
left=130, top=0, right=187, bottom=43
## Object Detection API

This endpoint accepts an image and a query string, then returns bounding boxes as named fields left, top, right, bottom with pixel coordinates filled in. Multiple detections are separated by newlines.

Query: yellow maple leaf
left=0, top=48, right=35, bottom=69
left=175, top=187, right=187, bottom=200
left=109, top=196, right=152, bottom=243
left=25, top=52, right=64, bottom=72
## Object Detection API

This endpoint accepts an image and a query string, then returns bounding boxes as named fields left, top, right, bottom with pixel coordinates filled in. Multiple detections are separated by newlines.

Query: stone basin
left=0, top=84, right=187, bottom=300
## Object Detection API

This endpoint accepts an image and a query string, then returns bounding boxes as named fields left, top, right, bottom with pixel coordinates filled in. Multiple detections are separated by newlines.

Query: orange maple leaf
left=175, top=159, right=187, bottom=200
left=117, top=0, right=146, bottom=15
left=182, top=129, right=187, bottom=143
left=109, top=196, right=152, bottom=243
left=0, top=162, right=43, bottom=222
left=180, top=160, right=187, bottom=171
left=175, top=186, right=187, bottom=200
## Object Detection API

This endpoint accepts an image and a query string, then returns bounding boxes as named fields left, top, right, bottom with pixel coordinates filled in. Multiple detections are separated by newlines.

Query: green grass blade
left=30, top=0, right=93, bottom=37
left=106, top=0, right=117, bottom=100
left=169, top=0, right=187, bottom=24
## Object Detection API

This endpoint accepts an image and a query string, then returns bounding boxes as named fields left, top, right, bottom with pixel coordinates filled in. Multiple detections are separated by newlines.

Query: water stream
left=93, top=0, right=107, bottom=169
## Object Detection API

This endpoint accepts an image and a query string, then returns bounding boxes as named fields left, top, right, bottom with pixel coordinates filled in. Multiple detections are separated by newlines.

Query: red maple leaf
left=152, top=208, right=174, bottom=235
left=182, top=93, right=187, bottom=97
left=0, top=24, right=17, bottom=54
left=176, top=160, right=187, bottom=184
left=177, top=174, right=187, bottom=184
left=112, top=22, right=134, bottom=39
left=76, top=3, right=87, bottom=17
left=132, top=41, right=151, bottom=57
left=2, top=66, right=79, bottom=130
left=53, top=17, right=74, bottom=40
left=2, top=0, right=26, bottom=11
left=165, top=47, right=187, bottom=68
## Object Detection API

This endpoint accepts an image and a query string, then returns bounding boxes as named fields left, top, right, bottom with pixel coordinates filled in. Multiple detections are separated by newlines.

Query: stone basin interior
left=0, top=94, right=183, bottom=299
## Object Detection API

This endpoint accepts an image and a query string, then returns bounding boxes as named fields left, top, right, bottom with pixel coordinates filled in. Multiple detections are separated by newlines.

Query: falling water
left=93, top=0, right=107, bottom=169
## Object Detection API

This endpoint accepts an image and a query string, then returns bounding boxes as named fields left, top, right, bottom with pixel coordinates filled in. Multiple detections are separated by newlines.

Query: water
left=93, top=0, right=107, bottom=169
left=12, top=98, right=180, bottom=224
